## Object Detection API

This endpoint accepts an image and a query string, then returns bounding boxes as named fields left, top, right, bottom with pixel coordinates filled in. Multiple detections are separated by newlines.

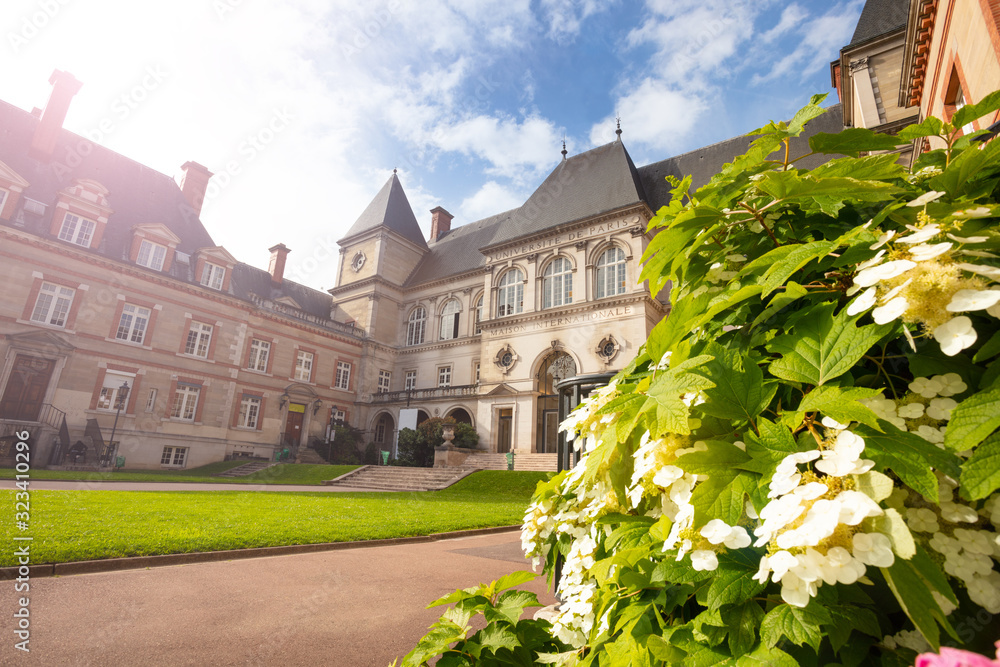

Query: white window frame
left=496, top=269, right=524, bottom=317
left=474, top=362, right=481, bottom=384
left=377, top=370, right=391, bottom=393
left=294, top=350, right=314, bottom=382
left=201, top=262, right=226, bottom=290
left=136, top=239, right=167, bottom=271
left=0, top=189, right=8, bottom=215
left=145, top=388, right=158, bottom=413
left=160, top=446, right=188, bottom=467
left=247, top=338, right=271, bottom=372
left=96, top=372, right=134, bottom=411
left=404, top=370, right=417, bottom=391
left=439, top=299, right=461, bottom=340
left=170, top=384, right=200, bottom=422
left=596, top=247, right=627, bottom=299
left=474, top=295, right=483, bottom=334
left=58, top=212, right=96, bottom=248
left=335, top=361, right=352, bottom=390
left=406, top=307, right=426, bottom=346
left=332, top=409, right=346, bottom=424
left=237, top=395, right=262, bottom=429
left=184, top=321, right=213, bottom=358
left=30, top=282, right=75, bottom=328
left=438, top=365, right=452, bottom=388
left=542, top=257, right=573, bottom=309
left=115, top=303, right=151, bottom=344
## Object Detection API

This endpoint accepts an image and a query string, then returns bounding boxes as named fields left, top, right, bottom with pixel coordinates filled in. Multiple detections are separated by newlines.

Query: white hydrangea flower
left=690, top=550, right=719, bottom=571
left=952, top=206, right=992, bottom=219
left=855, top=260, right=917, bottom=287
left=957, top=262, right=1000, bottom=281
left=909, top=377, right=943, bottom=399
left=905, top=192, right=945, bottom=208
left=872, top=296, right=908, bottom=324
left=815, top=431, right=873, bottom=477
left=909, top=242, right=953, bottom=262
left=933, top=316, right=978, bottom=356
left=700, top=519, right=733, bottom=545
left=934, top=373, right=967, bottom=397
left=894, top=629, right=933, bottom=653
left=897, top=403, right=925, bottom=419
left=836, top=490, right=884, bottom=525
left=916, top=424, right=945, bottom=444
left=906, top=507, right=940, bottom=533
left=947, top=289, right=1000, bottom=312
left=821, top=416, right=849, bottom=430
left=940, top=501, right=979, bottom=523
left=968, top=572, right=1000, bottom=614
left=651, top=465, right=684, bottom=489
left=793, top=482, right=829, bottom=500
left=947, top=232, right=989, bottom=243
left=852, top=532, right=895, bottom=567
left=847, top=286, right=878, bottom=316
left=779, top=571, right=817, bottom=608
left=926, top=397, right=957, bottom=421
left=871, top=230, right=895, bottom=249
left=897, top=223, right=943, bottom=243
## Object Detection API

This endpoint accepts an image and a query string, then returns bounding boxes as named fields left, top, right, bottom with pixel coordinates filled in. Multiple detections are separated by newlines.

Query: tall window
left=596, top=247, right=627, bottom=299
left=406, top=307, right=426, bottom=346
left=294, top=350, right=314, bottom=382
left=377, top=370, right=391, bottom=393
left=542, top=257, right=573, bottom=309
left=247, top=339, right=271, bottom=372
left=0, top=189, right=8, bottom=214
left=332, top=409, right=346, bottom=424
left=952, top=84, right=975, bottom=135
left=170, top=384, right=200, bottom=421
left=58, top=213, right=96, bottom=247
left=201, top=262, right=226, bottom=290
left=145, top=389, right=158, bottom=413
left=474, top=362, right=481, bottom=384
left=136, top=240, right=167, bottom=271
left=115, top=303, right=151, bottom=344
left=335, top=361, right=351, bottom=390
left=184, top=322, right=213, bottom=358
left=160, top=446, right=188, bottom=467
left=496, top=268, right=524, bottom=317
left=438, top=366, right=452, bottom=388
left=237, top=395, right=261, bottom=429
left=97, top=372, right=132, bottom=411
left=30, top=282, right=75, bottom=327
left=439, top=299, right=461, bottom=340
left=404, top=370, right=417, bottom=391
left=474, top=295, right=483, bottom=334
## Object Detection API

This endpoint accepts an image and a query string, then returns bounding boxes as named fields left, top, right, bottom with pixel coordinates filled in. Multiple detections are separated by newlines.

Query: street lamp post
left=106, top=381, right=129, bottom=467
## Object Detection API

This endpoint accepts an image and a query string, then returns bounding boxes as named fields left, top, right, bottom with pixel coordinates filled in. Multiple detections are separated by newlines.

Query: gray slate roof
left=341, top=172, right=428, bottom=249
left=849, top=0, right=909, bottom=46
left=405, top=208, right=516, bottom=285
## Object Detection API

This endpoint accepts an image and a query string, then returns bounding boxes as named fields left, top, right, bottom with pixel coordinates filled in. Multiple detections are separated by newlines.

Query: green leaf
left=910, top=544, right=959, bottom=607
left=750, top=282, right=809, bottom=330
left=705, top=550, right=767, bottom=608
left=866, top=508, right=915, bottom=559
left=484, top=590, right=541, bottom=626
left=690, top=470, right=759, bottom=526
left=721, top=601, right=764, bottom=657
left=825, top=605, right=880, bottom=652
left=932, top=129, right=1000, bottom=197
left=536, top=651, right=580, bottom=666
left=808, top=129, right=906, bottom=157
left=973, top=330, right=1000, bottom=363
left=781, top=385, right=883, bottom=431
left=897, top=116, right=944, bottom=141
left=951, top=90, right=1000, bottom=135
left=881, top=557, right=957, bottom=651
left=960, top=430, right=1000, bottom=500
left=757, top=240, right=839, bottom=298
left=767, top=303, right=890, bottom=386
left=644, top=355, right=717, bottom=436
left=675, top=440, right=751, bottom=475
left=855, top=422, right=962, bottom=501
left=754, top=171, right=902, bottom=213
left=477, top=623, right=520, bottom=653
left=943, top=380, right=1000, bottom=453
left=760, top=603, right=832, bottom=653
left=695, top=343, right=777, bottom=424
left=493, top=571, right=537, bottom=594
left=854, top=470, right=894, bottom=502
left=735, top=644, right=798, bottom=667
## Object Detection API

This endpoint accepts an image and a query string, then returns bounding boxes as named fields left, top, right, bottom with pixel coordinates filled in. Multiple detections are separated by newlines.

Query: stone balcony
left=368, top=384, right=478, bottom=405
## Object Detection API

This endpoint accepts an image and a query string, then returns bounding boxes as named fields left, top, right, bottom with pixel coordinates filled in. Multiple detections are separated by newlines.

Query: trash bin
left=505, top=451, right=514, bottom=471
left=115, top=456, right=125, bottom=469
left=380, top=450, right=390, bottom=466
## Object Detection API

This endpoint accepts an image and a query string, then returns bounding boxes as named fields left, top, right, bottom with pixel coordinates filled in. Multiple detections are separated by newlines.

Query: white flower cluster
left=848, top=204, right=998, bottom=356
left=860, top=374, right=966, bottom=447
left=751, top=423, right=891, bottom=607
left=898, top=478, right=1000, bottom=614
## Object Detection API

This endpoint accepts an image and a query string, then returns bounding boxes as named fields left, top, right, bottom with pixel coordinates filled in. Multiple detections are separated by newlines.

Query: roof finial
left=393, top=167, right=397, bottom=174
left=615, top=115, right=622, bottom=140
left=561, top=138, right=567, bottom=160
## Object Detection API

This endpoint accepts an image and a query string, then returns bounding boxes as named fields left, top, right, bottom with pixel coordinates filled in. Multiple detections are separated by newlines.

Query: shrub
left=395, top=427, right=431, bottom=467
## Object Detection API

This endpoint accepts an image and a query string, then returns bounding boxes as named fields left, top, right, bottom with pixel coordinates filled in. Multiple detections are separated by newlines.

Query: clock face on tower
left=351, top=251, right=366, bottom=272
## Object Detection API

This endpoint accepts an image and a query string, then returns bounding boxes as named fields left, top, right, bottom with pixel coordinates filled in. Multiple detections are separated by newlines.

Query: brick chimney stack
left=30, top=70, right=83, bottom=161
left=430, top=207, right=453, bottom=242
left=177, top=161, right=214, bottom=217
left=268, top=243, right=290, bottom=284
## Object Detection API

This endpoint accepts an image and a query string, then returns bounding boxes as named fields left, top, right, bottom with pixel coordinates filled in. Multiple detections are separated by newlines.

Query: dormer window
left=58, top=213, right=96, bottom=247
left=201, top=262, right=226, bottom=290
left=136, top=239, right=167, bottom=271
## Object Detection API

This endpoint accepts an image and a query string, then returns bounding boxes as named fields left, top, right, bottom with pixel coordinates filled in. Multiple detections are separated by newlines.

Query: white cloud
left=760, top=3, right=809, bottom=43
left=591, top=78, right=707, bottom=153
left=433, top=114, right=564, bottom=180
left=539, top=0, right=613, bottom=43
left=460, top=181, right=524, bottom=221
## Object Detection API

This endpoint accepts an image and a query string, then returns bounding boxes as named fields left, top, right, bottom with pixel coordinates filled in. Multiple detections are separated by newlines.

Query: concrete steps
left=213, top=460, right=277, bottom=477
left=462, top=453, right=558, bottom=472
left=296, top=448, right=327, bottom=465
left=324, top=465, right=479, bottom=491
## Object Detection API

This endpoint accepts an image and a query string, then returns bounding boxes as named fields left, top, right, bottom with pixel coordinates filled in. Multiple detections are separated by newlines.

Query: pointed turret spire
left=339, top=171, right=427, bottom=248
left=561, top=139, right=567, bottom=160
left=615, top=116, right=622, bottom=140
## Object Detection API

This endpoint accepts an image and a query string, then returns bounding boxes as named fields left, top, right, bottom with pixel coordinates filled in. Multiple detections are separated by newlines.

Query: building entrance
left=497, top=409, right=512, bottom=453
left=535, top=352, right=576, bottom=453
left=0, top=355, right=55, bottom=421
left=283, top=404, right=305, bottom=447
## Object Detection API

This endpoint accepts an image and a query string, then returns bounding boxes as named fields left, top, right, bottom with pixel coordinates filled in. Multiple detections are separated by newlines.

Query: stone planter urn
left=441, top=424, right=455, bottom=446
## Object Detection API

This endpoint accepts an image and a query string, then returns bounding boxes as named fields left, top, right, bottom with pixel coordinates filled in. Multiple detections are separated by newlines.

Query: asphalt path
left=0, top=530, right=555, bottom=666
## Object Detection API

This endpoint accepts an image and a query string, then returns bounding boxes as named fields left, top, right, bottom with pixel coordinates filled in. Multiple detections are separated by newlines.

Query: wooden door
left=283, top=404, right=305, bottom=446
left=497, top=408, right=512, bottom=453
left=0, top=356, right=55, bottom=421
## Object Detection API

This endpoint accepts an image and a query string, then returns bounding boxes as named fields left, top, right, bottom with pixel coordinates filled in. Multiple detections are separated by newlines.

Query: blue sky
left=4, top=0, right=865, bottom=289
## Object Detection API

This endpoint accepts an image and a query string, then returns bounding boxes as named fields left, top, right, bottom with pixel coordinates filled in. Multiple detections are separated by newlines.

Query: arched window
left=496, top=268, right=524, bottom=317
left=406, top=307, right=426, bottom=346
left=439, top=299, right=461, bottom=340
left=595, top=247, right=627, bottom=299
left=542, top=257, right=573, bottom=309
left=474, top=294, right=484, bottom=334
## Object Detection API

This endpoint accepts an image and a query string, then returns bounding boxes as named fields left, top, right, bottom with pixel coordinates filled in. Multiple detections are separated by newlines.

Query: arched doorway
left=536, top=352, right=576, bottom=453
left=416, top=410, right=430, bottom=425
left=372, top=412, right=396, bottom=456
left=447, top=408, right=472, bottom=425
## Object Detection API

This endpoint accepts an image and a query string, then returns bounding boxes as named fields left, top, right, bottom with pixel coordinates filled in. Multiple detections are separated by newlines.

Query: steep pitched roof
left=341, top=172, right=427, bottom=249
left=849, top=0, right=909, bottom=46
left=404, top=208, right=517, bottom=286
left=485, top=140, right=647, bottom=248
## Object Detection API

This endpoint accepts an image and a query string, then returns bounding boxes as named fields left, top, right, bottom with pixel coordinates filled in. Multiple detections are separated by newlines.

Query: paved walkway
left=0, top=479, right=385, bottom=492
left=0, top=530, right=554, bottom=666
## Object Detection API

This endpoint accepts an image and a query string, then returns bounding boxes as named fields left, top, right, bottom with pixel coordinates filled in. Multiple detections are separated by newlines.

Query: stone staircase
left=324, top=466, right=480, bottom=491
left=296, top=448, right=327, bottom=465
left=461, top=452, right=558, bottom=472
left=213, top=460, right=278, bottom=477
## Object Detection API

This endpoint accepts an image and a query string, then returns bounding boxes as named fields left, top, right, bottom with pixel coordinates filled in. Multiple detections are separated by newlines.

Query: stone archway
left=535, top=352, right=576, bottom=453
left=446, top=407, right=473, bottom=425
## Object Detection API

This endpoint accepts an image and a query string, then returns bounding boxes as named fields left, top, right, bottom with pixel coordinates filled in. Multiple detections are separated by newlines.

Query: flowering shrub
left=402, top=92, right=1000, bottom=666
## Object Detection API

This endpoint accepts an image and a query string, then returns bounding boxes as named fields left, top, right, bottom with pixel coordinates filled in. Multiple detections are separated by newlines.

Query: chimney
left=430, top=206, right=453, bottom=242
left=268, top=243, right=290, bottom=284
left=30, top=70, right=83, bottom=161
left=177, top=161, right=214, bottom=217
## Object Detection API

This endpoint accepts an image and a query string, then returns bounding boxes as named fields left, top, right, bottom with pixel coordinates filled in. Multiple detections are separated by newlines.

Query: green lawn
left=0, top=462, right=358, bottom=485
left=0, top=471, right=550, bottom=566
